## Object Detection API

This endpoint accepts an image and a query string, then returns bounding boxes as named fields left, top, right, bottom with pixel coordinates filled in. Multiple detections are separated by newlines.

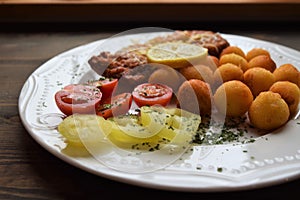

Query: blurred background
left=0, top=0, right=299, bottom=33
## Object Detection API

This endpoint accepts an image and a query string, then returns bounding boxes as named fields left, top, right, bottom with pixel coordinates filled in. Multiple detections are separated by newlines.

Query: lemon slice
left=147, top=42, right=208, bottom=68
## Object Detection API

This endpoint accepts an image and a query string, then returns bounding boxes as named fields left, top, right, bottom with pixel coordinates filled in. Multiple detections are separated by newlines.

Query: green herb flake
left=149, top=148, right=154, bottom=152
left=103, top=104, right=112, bottom=109
left=246, top=138, right=256, bottom=143
left=56, top=81, right=63, bottom=86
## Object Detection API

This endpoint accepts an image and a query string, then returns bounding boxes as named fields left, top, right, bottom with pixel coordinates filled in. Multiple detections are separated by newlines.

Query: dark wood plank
left=0, top=3, right=300, bottom=25
left=2, top=0, right=300, bottom=3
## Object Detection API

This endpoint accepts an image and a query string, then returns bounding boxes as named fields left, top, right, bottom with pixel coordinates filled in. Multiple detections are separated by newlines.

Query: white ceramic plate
left=18, top=31, right=300, bottom=192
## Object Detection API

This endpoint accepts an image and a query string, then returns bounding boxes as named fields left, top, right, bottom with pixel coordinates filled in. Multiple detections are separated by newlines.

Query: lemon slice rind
left=147, top=42, right=208, bottom=69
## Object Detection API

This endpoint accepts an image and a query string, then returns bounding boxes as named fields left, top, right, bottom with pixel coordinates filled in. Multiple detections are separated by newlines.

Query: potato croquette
left=177, top=79, right=212, bottom=116
left=248, top=91, right=290, bottom=131
left=269, top=81, right=300, bottom=115
left=219, top=53, right=249, bottom=72
left=213, top=80, right=253, bottom=117
left=243, top=67, right=275, bottom=97
left=209, top=56, right=219, bottom=68
left=213, top=63, right=244, bottom=87
left=248, top=55, right=276, bottom=72
left=246, top=48, right=271, bottom=61
left=273, top=64, right=300, bottom=88
left=220, top=46, right=246, bottom=58
left=148, top=66, right=181, bottom=91
left=179, top=64, right=214, bottom=85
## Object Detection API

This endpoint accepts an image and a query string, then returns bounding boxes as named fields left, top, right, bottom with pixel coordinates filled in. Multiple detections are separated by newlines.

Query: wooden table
left=1, top=22, right=300, bottom=198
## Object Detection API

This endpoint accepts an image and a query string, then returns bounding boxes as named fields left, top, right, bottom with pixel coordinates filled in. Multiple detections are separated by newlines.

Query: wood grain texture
left=0, top=28, right=300, bottom=199
left=0, top=3, right=300, bottom=24
left=2, top=0, right=300, bottom=4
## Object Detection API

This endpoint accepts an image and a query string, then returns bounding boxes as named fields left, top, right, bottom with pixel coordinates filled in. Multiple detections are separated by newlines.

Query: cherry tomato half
left=55, top=84, right=102, bottom=116
left=89, top=77, right=118, bottom=100
left=132, top=83, right=173, bottom=107
left=96, top=93, right=133, bottom=119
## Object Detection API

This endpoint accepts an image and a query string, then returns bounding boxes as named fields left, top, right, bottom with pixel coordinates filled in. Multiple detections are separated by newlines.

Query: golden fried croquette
left=269, top=81, right=300, bottom=115
left=177, top=79, right=212, bottom=116
left=220, top=46, right=246, bottom=58
left=219, top=53, right=249, bottom=72
left=273, top=64, right=300, bottom=88
left=209, top=56, right=219, bottom=68
left=179, top=64, right=214, bottom=85
left=213, top=80, right=253, bottom=117
left=247, top=55, right=276, bottom=72
left=213, top=63, right=244, bottom=87
left=246, top=48, right=271, bottom=61
left=148, top=65, right=181, bottom=91
left=243, top=67, right=275, bottom=97
left=248, top=91, right=290, bottom=131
